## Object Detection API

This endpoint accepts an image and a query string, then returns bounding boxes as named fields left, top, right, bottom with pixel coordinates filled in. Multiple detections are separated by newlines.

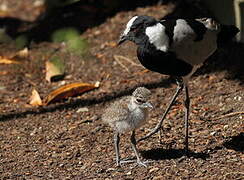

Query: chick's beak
left=144, top=102, right=153, bottom=109
left=118, top=35, right=127, bottom=45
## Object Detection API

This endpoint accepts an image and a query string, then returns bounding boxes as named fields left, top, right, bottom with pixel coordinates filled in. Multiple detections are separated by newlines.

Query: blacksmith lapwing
left=118, top=16, right=239, bottom=152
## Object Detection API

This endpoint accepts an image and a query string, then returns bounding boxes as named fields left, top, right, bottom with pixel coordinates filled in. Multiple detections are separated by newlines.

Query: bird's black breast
left=137, top=46, right=193, bottom=77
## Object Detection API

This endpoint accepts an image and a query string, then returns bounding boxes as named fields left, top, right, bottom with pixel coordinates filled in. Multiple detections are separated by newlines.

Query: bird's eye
left=130, top=23, right=143, bottom=32
left=130, top=26, right=138, bottom=32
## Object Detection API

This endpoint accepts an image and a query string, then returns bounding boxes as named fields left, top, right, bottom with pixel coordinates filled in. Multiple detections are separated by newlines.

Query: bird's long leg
left=114, top=132, right=120, bottom=166
left=184, top=84, right=190, bottom=154
left=138, top=79, right=184, bottom=142
left=130, top=130, right=147, bottom=167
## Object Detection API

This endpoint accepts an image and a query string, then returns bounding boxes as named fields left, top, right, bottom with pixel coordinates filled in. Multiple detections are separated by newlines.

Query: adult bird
left=118, top=15, right=239, bottom=152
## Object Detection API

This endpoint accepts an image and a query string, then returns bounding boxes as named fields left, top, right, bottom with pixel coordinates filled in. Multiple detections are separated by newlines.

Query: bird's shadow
left=223, top=132, right=244, bottom=152
left=140, top=148, right=209, bottom=161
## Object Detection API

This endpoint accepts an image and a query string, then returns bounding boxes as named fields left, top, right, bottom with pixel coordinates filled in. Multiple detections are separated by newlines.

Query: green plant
left=51, top=27, right=88, bottom=56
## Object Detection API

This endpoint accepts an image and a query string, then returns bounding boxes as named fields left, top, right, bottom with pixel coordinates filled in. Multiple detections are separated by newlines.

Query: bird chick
left=102, top=87, right=153, bottom=167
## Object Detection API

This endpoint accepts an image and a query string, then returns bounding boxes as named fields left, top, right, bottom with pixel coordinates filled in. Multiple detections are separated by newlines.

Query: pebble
left=153, top=176, right=164, bottom=180
left=106, top=168, right=115, bottom=172
left=77, top=107, right=89, bottom=113
left=149, top=167, right=159, bottom=173
left=223, top=125, right=228, bottom=130
left=59, top=81, right=66, bottom=86
left=234, top=96, right=242, bottom=101
left=126, top=171, right=132, bottom=175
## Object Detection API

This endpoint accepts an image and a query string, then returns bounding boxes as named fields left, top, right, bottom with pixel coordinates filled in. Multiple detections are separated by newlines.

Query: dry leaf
left=43, top=82, right=100, bottom=105
left=107, top=41, right=117, bottom=47
left=15, top=48, right=29, bottom=58
left=0, top=11, right=10, bottom=17
left=0, top=48, right=28, bottom=65
left=7, top=47, right=29, bottom=61
left=30, top=89, right=42, bottom=106
left=45, top=56, right=65, bottom=82
left=0, top=71, right=8, bottom=75
left=0, top=57, right=21, bottom=64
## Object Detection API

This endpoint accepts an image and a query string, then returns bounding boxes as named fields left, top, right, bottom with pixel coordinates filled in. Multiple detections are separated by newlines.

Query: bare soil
left=0, top=4, right=244, bottom=180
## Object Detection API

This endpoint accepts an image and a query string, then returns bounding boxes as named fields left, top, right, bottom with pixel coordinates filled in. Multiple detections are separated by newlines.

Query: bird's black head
left=118, top=16, right=157, bottom=46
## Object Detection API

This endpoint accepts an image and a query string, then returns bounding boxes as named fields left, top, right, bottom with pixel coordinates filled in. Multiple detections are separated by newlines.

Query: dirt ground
left=0, top=3, right=244, bottom=180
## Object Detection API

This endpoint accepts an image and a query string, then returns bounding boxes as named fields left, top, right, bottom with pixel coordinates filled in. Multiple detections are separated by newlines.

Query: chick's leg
left=130, top=130, right=147, bottom=167
left=114, top=132, right=120, bottom=166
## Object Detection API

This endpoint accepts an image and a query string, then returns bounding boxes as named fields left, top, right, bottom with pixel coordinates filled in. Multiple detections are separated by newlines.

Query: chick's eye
left=136, top=99, right=145, bottom=103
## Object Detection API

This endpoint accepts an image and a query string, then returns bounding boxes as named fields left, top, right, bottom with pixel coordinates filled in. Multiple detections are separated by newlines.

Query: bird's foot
left=116, top=158, right=135, bottom=167
left=136, top=160, right=149, bottom=167
left=116, top=158, right=151, bottom=167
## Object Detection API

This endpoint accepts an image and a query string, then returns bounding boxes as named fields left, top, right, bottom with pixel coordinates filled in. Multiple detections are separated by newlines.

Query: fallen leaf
left=0, top=71, right=8, bottom=75
left=29, top=89, right=42, bottom=106
left=106, top=41, right=117, bottom=47
left=15, top=47, right=29, bottom=59
left=45, top=56, right=65, bottom=82
left=0, top=48, right=28, bottom=65
left=43, top=82, right=100, bottom=105
left=0, top=11, right=10, bottom=17
left=0, top=57, right=21, bottom=64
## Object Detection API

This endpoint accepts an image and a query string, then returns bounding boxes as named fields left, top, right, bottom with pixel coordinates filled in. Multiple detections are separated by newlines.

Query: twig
left=212, top=111, right=244, bottom=120
left=113, top=55, right=130, bottom=72
left=114, top=55, right=142, bottom=67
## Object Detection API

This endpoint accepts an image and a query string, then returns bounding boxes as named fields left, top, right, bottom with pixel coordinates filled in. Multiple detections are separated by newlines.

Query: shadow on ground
left=141, top=148, right=210, bottom=160
left=0, top=0, right=160, bottom=42
left=197, top=42, right=244, bottom=83
left=223, top=132, right=244, bottom=152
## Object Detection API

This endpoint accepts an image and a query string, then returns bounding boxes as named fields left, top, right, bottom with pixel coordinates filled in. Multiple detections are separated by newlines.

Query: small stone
left=77, top=107, right=89, bottom=113
left=223, top=125, right=228, bottom=130
left=153, top=176, right=164, bottom=180
left=234, top=96, right=242, bottom=101
left=59, top=81, right=66, bottom=86
left=107, top=168, right=115, bottom=171
left=149, top=167, right=159, bottom=173
left=126, top=171, right=132, bottom=175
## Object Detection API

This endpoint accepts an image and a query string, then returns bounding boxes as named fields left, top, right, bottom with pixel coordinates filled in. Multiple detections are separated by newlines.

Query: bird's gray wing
left=167, top=19, right=217, bottom=65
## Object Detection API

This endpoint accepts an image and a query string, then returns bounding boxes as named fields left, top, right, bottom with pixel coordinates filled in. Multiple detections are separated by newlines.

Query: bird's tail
left=217, top=25, right=240, bottom=47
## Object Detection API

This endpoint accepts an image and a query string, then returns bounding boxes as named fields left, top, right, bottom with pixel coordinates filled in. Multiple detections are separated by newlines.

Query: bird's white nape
left=123, top=16, right=138, bottom=36
left=145, top=23, right=169, bottom=52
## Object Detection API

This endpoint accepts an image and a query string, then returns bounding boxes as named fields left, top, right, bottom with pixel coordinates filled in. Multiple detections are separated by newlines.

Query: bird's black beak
left=118, top=35, right=127, bottom=46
